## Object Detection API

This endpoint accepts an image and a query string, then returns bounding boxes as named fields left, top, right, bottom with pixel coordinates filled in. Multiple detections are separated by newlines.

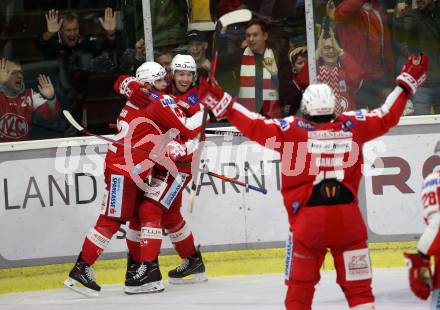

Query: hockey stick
left=63, top=110, right=131, bottom=146
left=204, top=170, right=267, bottom=194
left=64, top=110, right=260, bottom=192
left=63, top=110, right=175, bottom=157
left=188, top=9, right=252, bottom=212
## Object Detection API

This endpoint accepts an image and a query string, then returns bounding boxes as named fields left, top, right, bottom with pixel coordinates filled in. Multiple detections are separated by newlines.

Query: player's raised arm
left=198, top=77, right=291, bottom=151
left=345, top=53, right=428, bottom=142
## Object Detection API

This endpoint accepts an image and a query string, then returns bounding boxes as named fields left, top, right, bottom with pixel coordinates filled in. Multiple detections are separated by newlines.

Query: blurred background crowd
left=0, top=0, right=438, bottom=142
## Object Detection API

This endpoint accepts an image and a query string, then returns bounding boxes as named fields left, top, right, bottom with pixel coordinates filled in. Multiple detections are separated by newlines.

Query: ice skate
left=64, top=253, right=101, bottom=297
left=125, top=253, right=141, bottom=281
left=124, top=261, right=165, bottom=294
left=168, top=248, right=207, bottom=284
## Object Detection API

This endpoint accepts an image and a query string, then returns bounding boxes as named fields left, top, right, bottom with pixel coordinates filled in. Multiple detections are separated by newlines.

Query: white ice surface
left=0, top=268, right=429, bottom=309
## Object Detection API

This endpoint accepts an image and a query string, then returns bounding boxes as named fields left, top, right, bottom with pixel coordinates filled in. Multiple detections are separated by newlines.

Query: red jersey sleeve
left=148, top=92, right=204, bottom=139
left=227, top=101, right=298, bottom=153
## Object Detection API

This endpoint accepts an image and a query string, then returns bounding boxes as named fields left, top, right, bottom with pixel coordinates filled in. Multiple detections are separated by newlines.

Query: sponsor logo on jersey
left=422, top=177, right=439, bottom=189
left=149, top=91, right=160, bottom=100
left=160, top=95, right=175, bottom=107
left=284, top=232, right=293, bottom=280
left=340, top=119, right=354, bottom=131
left=0, top=113, right=29, bottom=139
left=307, top=132, right=353, bottom=154
left=308, top=130, right=352, bottom=139
left=275, top=118, right=290, bottom=131
left=87, top=228, right=110, bottom=249
left=185, top=92, right=199, bottom=106
left=354, top=109, right=366, bottom=120
left=343, top=248, right=372, bottom=281
left=161, top=173, right=188, bottom=209
left=141, top=227, right=163, bottom=239
left=295, top=119, right=314, bottom=130
left=109, top=174, right=124, bottom=217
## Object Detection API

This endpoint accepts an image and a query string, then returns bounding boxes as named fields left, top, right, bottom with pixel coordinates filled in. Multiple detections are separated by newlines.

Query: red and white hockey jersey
left=105, top=90, right=204, bottom=180
left=226, top=86, right=409, bottom=226
left=417, top=165, right=440, bottom=256
left=0, top=88, right=60, bottom=142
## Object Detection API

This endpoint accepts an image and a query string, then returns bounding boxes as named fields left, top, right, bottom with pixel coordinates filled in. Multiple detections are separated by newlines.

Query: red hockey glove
left=403, top=252, right=432, bottom=300
left=114, top=75, right=150, bottom=108
left=198, top=77, right=235, bottom=120
left=164, top=140, right=187, bottom=162
left=396, top=53, right=428, bottom=96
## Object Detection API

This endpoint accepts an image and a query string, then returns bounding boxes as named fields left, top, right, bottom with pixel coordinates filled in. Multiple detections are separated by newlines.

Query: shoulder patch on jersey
left=160, top=95, right=176, bottom=107
left=149, top=91, right=160, bottom=100
left=353, top=109, right=366, bottom=121
left=185, top=92, right=199, bottom=106
left=275, top=118, right=290, bottom=131
left=295, top=118, right=315, bottom=131
left=340, top=119, right=354, bottom=131
left=422, top=176, right=440, bottom=190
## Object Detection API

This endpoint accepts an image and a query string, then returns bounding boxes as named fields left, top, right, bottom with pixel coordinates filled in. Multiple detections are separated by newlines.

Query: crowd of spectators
left=0, top=0, right=438, bottom=142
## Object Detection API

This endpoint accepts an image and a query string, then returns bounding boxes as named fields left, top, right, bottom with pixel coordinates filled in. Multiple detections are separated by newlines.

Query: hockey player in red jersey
left=197, top=53, right=428, bottom=309
left=404, top=141, right=440, bottom=307
left=114, top=55, right=208, bottom=294
left=0, top=58, right=60, bottom=141
left=65, top=61, right=204, bottom=297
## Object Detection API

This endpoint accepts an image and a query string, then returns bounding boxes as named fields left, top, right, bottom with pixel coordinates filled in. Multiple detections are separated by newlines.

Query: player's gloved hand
left=113, top=75, right=150, bottom=108
left=396, top=53, right=428, bottom=95
left=403, top=252, right=432, bottom=300
left=164, top=140, right=187, bottom=162
left=198, top=77, right=235, bottom=120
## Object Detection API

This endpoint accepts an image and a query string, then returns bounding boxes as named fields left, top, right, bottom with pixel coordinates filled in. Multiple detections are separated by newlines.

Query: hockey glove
left=396, top=53, right=428, bottom=96
left=403, top=252, right=432, bottom=300
left=164, top=140, right=187, bottom=162
left=114, top=75, right=150, bottom=108
left=198, top=77, right=234, bottom=120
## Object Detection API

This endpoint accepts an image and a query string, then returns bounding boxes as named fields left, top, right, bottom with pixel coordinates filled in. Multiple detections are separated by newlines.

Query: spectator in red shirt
left=0, top=58, right=60, bottom=142
left=331, top=0, right=394, bottom=110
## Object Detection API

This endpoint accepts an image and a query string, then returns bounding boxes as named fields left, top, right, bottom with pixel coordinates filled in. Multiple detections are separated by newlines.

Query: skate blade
left=168, top=272, right=208, bottom=285
left=124, top=280, right=165, bottom=295
left=64, top=278, right=99, bottom=297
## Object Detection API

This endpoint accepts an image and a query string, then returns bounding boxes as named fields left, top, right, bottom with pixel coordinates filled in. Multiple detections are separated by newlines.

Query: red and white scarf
left=239, top=47, right=280, bottom=117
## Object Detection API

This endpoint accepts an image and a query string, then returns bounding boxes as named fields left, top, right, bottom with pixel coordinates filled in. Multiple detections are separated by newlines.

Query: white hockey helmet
left=300, top=83, right=336, bottom=117
left=136, top=61, right=166, bottom=85
left=171, top=54, right=197, bottom=81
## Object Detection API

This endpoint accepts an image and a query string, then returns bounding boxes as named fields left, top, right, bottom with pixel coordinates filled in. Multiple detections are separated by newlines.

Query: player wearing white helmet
left=135, top=61, right=167, bottom=91
left=197, top=53, right=429, bottom=309
left=65, top=59, right=206, bottom=297
left=112, top=55, right=207, bottom=293
left=170, top=54, right=197, bottom=94
left=300, top=83, right=336, bottom=120
left=404, top=141, right=440, bottom=307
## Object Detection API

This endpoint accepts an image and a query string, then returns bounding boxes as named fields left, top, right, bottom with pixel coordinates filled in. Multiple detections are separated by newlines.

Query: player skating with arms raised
left=197, top=53, right=428, bottom=309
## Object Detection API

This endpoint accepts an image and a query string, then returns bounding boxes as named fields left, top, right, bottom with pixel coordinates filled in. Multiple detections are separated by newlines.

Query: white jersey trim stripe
left=126, top=227, right=141, bottom=242
left=86, top=228, right=110, bottom=249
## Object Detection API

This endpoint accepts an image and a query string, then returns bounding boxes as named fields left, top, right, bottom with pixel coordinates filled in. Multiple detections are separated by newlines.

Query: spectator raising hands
left=0, top=58, right=61, bottom=142
left=45, top=9, right=63, bottom=34
left=0, top=58, right=8, bottom=85
left=99, top=7, right=117, bottom=37
left=37, top=74, right=55, bottom=100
